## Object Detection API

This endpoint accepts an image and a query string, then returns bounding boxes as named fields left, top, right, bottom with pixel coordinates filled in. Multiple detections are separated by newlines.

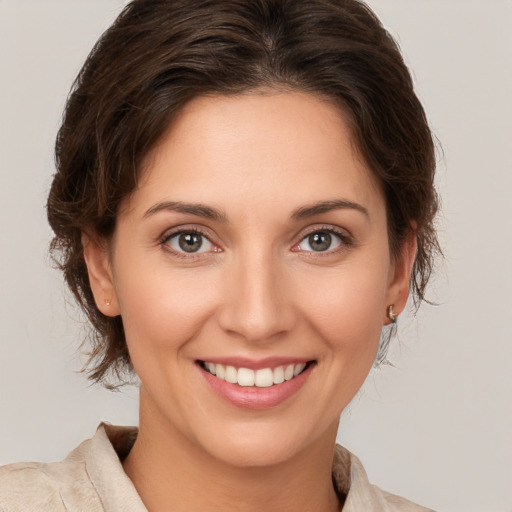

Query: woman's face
left=87, top=91, right=412, bottom=467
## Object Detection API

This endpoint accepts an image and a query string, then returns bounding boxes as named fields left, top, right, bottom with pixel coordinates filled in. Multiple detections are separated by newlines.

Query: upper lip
left=197, top=356, right=314, bottom=370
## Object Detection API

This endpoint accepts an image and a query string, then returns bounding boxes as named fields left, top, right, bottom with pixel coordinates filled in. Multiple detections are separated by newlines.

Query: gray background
left=1, top=1, right=511, bottom=511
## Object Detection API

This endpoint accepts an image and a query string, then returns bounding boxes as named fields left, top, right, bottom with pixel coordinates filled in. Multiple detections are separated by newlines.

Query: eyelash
left=293, top=225, right=353, bottom=256
left=160, top=227, right=218, bottom=260
left=160, top=225, right=353, bottom=259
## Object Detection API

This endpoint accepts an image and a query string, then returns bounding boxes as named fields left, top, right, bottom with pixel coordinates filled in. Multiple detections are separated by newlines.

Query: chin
left=193, top=417, right=336, bottom=469
left=206, top=437, right=301, bottom=468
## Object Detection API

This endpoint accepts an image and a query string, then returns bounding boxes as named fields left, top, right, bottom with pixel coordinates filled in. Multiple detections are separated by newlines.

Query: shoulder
left=333, top=444, right=435, bottom=512
left=372, top=486, right=435, bottom=512
left=0, top=424, right=144, bottom=512
left=0, top=462, right=67, bottom=512
left=0, top=436, right=104, bottom=512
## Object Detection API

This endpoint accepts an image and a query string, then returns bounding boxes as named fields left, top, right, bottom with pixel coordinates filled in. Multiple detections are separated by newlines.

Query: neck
left=123, top=390, right=341, bottom=512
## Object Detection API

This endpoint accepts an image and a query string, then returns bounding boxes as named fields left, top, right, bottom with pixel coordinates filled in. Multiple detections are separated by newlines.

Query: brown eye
left=179, top=233, right=203, bottom=252
left=296, top=229, right=344, bottom=253
left=165, top=230, right=215, bottom=254
left=308, top=232, right=332, bottom=252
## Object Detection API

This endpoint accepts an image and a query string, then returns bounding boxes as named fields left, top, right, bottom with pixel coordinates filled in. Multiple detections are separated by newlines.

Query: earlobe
left=82, top=233, right=120, bottom=317
left=384, top=229, right=417, bottom=325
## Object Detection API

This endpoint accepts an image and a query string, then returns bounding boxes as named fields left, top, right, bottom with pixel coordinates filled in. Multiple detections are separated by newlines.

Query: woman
left=0, top=0, right=439, bottom=510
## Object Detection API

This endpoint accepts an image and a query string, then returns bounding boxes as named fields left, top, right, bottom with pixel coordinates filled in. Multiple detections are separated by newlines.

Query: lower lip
left=199, top=363, right=314, bottom=410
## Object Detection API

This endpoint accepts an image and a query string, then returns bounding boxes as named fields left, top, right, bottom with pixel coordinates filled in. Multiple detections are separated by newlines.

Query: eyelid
left=160, top=225, right=221, bottom=257
left=158, top=223, right=353, bottom=258
left=299, top=224, right=351, bottom=239
left=292, top=224, right=353, bottom=254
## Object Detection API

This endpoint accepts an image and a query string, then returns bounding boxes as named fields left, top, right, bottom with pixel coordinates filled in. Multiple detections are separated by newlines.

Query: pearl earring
left=386, top=304, right=397, bottom=323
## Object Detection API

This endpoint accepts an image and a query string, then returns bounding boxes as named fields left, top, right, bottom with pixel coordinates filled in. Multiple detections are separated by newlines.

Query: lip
left=197, top=359, right=315, bottom=410
left=199, top=356, right=311, bottom=371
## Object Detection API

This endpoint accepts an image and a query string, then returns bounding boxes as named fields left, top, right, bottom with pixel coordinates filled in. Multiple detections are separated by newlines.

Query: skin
left=84, top=91, right=416, bottom=512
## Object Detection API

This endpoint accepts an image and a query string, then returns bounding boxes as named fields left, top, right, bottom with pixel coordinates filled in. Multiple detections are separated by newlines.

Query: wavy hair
left=47, top=0, right=440, bottom=386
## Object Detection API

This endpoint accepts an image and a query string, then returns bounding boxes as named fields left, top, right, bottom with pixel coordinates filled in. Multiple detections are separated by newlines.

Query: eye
left=295, top=229, right=345, bottom=253
left=164, top=230, right=216, bottom=254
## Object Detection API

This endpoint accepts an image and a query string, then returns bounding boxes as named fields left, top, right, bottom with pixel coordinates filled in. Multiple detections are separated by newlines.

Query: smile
left=200, top=361, right=310, bottom=388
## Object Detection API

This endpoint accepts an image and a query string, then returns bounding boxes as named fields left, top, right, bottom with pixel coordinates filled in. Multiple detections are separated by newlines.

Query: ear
left=384, top=228, right=417, bottom=325
left=82, top=233, right=120, bottom=317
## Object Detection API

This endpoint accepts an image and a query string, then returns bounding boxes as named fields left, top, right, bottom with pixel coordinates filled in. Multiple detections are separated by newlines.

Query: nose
left=217, top=250, right=296, bottom=344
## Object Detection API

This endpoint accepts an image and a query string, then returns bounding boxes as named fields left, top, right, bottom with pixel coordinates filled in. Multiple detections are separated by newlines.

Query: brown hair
left=47, top=0, right=440, bottom=386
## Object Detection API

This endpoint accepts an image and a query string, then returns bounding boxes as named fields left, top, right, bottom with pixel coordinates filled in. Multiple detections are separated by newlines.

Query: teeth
left=203, top=361, right=308, bottom=387
left=225, top=365, right=237, bottom=384
left=273, top=366, right=285, bottom=384
left=294, top=363, right=306, bottom=376
left=215, top=364, right=225, bottom=380
left=255, top=368, right=273, bottom=387
left=237, top=367, right=255, bottom=387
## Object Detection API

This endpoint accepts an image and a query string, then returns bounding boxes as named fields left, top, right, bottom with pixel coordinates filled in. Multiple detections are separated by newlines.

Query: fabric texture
left=0, top=424, right=434, bottom=511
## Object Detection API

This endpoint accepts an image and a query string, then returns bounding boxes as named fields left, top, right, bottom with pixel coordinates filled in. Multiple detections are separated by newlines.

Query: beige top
left=0, top=424, right=434, bottom=511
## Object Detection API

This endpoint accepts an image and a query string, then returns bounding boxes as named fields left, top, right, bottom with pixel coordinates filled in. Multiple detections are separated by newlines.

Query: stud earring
left=386, top=304, right=397, bottom=323
left=104, top=299, right=112, bottom=307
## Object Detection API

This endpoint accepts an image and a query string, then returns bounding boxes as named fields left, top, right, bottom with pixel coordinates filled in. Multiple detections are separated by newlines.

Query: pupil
left=179, top=233, right=202, bottom=252
left=309, top=232, right=331, bottom=251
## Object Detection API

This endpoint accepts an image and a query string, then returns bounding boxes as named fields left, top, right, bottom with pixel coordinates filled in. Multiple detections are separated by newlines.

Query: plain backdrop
left=1, top=1, right=511, bottom=511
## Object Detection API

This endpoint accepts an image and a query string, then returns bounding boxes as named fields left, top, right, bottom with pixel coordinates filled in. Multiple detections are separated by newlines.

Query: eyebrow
left=290, top=199, right=369, bottom=220
left=144, top=201, right=228, bottom=222
left=143, top=198, right=369, bottom=222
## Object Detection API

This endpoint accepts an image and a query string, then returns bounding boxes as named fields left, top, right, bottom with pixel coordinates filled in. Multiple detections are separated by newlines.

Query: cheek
left=113, top=263, right=220, bottom=362
left=296, top=262, right=389, bottom=355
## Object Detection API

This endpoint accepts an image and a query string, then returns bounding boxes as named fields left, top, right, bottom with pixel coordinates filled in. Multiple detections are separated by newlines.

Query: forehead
left=128, top=91, right=384, bottom=220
